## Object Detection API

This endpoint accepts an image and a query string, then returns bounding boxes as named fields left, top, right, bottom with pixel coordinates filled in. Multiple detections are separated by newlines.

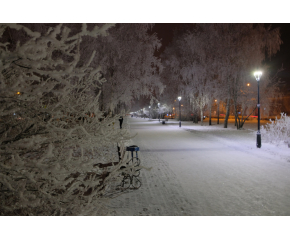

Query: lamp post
left=158, top=103, right=160, bottom=122
left=149, top=106, right=151, bottom=120
left=254, top=71, right=262, bottom=148
left=178, top=96, right=181, bottom=127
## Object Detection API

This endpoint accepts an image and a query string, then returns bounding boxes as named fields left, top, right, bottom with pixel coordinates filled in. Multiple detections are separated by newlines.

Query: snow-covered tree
left=162, top=24, right=221, bottom=124
left=0, top=23, right=135, bottom=216
left=210, top=24, right=282, bottom=128
left=90, top=24, right=164, bottom=114
left=161, top=24, right=282, bottom=128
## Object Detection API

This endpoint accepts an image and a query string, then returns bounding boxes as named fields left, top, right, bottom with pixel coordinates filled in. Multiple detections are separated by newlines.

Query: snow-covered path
left=105, top=117, right=290, bottom=216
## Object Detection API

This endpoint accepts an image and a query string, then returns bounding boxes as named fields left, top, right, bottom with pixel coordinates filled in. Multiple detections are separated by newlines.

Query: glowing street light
left=254, top=71, right=262, bottom=148
left=178, top=96, right=181, bottom=127
left=149, top=106, right=151, bottom=120
left=158, top=103, right=160, bottom=122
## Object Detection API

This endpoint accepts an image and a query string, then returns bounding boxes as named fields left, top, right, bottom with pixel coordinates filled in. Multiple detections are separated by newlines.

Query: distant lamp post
left=178, top=96, right=182, bottom=127
left=158, top=103, right=160, bottom=122
left=254, top=71, right=262, bottom=148
left=149, top=106, right=151, bottom=120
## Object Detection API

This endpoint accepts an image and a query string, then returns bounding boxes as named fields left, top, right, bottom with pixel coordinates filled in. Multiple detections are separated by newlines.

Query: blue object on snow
left=126, top=145, right=139, bottom=151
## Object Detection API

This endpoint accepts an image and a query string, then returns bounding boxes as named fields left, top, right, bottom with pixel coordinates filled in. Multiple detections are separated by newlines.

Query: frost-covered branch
left=0, top=23, right=134, bottom=216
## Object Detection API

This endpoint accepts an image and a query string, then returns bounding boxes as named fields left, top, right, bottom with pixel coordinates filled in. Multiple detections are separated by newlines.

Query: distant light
left=16, top=92, right=21, bottom=95
left=178, top=96, right=181, bottom=101
left=247, top=83, right=250, bottom=86
left=215, top=99, right=217, bottom=102
left=173, top=107, right=175, bottom=110
left=149, top=106, right=151, bottom=108
left=181, top=105, right=183, bottom=106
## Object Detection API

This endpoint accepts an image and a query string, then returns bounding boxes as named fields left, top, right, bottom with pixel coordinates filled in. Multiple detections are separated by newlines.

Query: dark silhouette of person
left=119, top=116, right=123, bottom=129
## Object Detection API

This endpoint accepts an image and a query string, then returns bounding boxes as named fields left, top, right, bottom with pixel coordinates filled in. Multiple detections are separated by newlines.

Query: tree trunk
left=233, top=91, right=237, bottom=127
left=234, top=110, right=238, bottom=127
left=193, top=109, right=198, bottom=123
left=237, top=116, right=241, bottom=129
left=217, top=101, right=219, bottom=124
left=224, top=99, right=230, bottom=128
left=200, top=109, right=203, bottom=125
left=209, top=103, right=212, bottom=125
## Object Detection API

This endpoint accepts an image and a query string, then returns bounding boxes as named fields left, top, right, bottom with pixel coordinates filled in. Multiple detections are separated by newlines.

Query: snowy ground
left=103, top=116, right=290, bottom=216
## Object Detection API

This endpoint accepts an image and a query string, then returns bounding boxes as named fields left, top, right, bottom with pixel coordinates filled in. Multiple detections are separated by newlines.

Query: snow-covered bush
left=0, top=24, right=134, bottom=215
left=261, top=113, right=290, bottom=146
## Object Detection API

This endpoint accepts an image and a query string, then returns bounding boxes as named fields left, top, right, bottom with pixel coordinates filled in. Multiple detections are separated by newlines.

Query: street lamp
left=254, top=71, right=262, bottom=148
left=158, top=103, right=160, bottom=122
left=178, top=96, right=181, bottom=127
left=149, top=106, right=151, bottom=120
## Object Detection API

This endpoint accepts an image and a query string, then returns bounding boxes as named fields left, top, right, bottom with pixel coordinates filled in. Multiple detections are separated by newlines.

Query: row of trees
left=160, top=23, right=283, bottom=128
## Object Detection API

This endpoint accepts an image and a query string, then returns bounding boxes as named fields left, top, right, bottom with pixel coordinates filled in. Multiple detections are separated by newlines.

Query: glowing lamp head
left=158, top=103, right=160, bottom=107
left=178, top=96, right=181, bottom=101
left=149, top=106, right=151, bottom=108
left=254, top=71, right=262, bottom=81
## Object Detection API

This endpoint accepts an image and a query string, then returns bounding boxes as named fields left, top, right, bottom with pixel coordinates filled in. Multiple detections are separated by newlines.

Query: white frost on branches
left=261, top=113, right=290, bottom=146
left=0, top=23, right=135, bottom=216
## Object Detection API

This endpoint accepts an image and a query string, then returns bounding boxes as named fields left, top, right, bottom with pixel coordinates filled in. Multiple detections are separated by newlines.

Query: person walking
left=119, top=116, right=123, bottom=129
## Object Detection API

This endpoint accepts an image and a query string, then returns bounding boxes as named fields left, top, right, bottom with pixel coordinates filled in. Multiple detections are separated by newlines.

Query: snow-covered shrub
left=0, top=24, right=133, bottom=215
left=261, top=113, right=290, bottom=146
